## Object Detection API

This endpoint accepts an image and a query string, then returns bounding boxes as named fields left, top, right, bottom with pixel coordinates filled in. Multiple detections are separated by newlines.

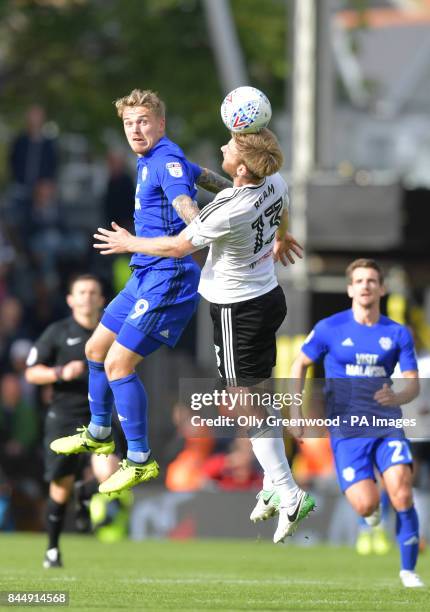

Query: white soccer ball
left=220, top=86, right=272, bottom=133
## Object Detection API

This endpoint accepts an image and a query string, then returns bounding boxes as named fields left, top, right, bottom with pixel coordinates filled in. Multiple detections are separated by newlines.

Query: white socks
left=263, top=471, right=273, bottom=491
left=251, top=432, right=300, bottom=508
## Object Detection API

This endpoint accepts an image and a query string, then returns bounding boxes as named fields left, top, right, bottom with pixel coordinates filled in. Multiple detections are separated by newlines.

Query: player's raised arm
left=273, top=209, right=304, bottom=266
left=173, top=168, right=233, bottom=225
left=196, top=167, right=232, bottom=193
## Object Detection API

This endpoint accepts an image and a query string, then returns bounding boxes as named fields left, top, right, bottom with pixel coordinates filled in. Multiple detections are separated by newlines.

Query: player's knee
left=104, top=352, right=132, bottom=381
left=390, top=487, right=413, bottom=511
left=357, top=500, right=379, bottom=517
left=85, top=336, right=106, bottom=362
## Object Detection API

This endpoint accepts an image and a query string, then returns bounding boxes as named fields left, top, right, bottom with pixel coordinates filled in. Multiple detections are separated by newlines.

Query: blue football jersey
left=131, top=136, right=201, bottom=268
left=301, top=309, right=418, bottom=432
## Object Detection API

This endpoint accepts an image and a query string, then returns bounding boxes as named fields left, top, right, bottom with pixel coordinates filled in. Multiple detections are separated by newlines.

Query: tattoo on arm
left=196, top=167, right=232, bottom=194
left=172, top=195, right=200, bottom=225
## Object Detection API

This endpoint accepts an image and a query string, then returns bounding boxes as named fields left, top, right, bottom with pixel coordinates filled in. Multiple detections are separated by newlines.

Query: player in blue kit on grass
left=291, top=258, right=423, bottom=588
left=50, top=89, right=232, bottom=493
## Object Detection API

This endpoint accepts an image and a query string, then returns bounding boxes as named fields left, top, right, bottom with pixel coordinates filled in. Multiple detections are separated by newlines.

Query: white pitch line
left=119, top=577, right=342, bottom=586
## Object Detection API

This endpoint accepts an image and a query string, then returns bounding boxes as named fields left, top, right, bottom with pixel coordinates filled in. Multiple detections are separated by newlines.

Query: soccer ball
left=220, top=86, right=272, bottom=133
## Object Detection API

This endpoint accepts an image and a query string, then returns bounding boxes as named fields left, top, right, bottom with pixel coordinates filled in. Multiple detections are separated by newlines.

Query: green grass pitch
left=0, top=534, right=428, bottom=610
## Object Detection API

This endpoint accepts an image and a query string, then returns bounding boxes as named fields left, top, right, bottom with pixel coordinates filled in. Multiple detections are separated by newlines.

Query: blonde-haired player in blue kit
left=50, top=89, right=232, bottom=494
left=291, top=258, right=423, bottom=588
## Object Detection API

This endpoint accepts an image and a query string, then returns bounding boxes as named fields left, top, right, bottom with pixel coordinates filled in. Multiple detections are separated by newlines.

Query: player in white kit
left=93, top=128, right=316, bottom=542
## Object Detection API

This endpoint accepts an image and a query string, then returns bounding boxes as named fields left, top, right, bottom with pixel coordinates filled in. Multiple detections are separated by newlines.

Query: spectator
left=165, top=403, right=215, bottom=491
left=103, top=150, right=135, bottom=231
left=0, top=467, right=13, bottom=531
left=292, top=437, right=335, bottom=489
left=28, top=180, right=86, bottom=288
left=0, top=297, right=30, bottom=372
left=202, top=437, right=262, bottom=491
left=0, top=372, right=39, bottom=481
left=7, top=105, right=58, bottom=248
left=9, top=339, right=36, bottom=405
left=0, top=226, right=16, bottom=303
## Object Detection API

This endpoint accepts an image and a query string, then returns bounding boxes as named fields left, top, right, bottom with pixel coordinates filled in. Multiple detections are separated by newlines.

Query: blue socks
left=396, top=506, right=419, bottom=570
left=88, top=361, right=150, bottom=463
left=88, top=360, right=113, bottom=428
left=109, top=373, right=150, bottom=462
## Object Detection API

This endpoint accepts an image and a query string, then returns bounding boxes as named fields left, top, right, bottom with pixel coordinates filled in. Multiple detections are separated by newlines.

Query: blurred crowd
left=0, top=105, right=136, bottom=530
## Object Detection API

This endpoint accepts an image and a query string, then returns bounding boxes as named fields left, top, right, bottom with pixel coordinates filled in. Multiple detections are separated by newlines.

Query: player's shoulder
left=44, top=317, right=72, bottom=335
left=270, top=172, right=288, bottom=189
left=378, top=313, right=402, bottom=327
left=34, top=317, right=70, bottom=346
left=213, top=185, right=241, bottom=203
left=378, top=314, right=410, bottom=335
left=318, top=309, right=351, bottom=329
left=197, top=189, right=238, bottom=225
left=200, top=186, right=242, bottom=215
left=150, top=136, right=187, bottom=164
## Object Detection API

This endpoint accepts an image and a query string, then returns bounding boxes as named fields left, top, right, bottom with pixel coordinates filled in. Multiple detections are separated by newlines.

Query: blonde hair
left=346, top=258, right=384, bottom=285
left=114, top=89, right=166, bottom=119
left=232, top=128, right=283, bottom=178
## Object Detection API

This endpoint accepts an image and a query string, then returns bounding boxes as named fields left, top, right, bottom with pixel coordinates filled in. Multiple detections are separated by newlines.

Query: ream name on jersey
left=345, top=353, right=387, bottom=377
left=253, top=182, right=275, bottom=209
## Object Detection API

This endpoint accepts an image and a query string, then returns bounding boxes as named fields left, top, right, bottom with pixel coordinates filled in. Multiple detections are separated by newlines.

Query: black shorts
left=210, top=285, right=287, bottom=385
left=43, top=413, right=127, bottom=483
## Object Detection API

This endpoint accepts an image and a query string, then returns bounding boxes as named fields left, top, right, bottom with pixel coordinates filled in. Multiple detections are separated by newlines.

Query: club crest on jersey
left=141, top=166, right=148, bottom=182
left=379, top=337, right=392, bottom=350
left=166, top=162, right=183, bottom=178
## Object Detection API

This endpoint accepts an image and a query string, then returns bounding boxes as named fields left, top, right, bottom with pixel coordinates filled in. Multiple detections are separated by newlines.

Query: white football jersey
left=184, top=173, right=289, bottom=303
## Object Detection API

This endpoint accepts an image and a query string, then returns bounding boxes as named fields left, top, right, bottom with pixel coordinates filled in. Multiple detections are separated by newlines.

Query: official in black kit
left=31, top=316, right=95, bottom=481
left=26, top=274, right=123, bottom=568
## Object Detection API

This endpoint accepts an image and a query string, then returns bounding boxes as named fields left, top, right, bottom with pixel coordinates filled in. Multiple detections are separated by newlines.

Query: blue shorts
left=102, top=261, right=200, bottom=356
left=331, top=436, right=413, bottom=493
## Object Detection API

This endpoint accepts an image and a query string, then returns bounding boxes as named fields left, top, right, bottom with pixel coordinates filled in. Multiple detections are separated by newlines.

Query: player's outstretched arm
left=196, top=167, right=232, bottom=193
left=93, top=222, right=196, bottom=258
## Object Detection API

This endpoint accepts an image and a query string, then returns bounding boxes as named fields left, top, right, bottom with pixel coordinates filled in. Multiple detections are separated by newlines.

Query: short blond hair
left=232, top=128, right=283, bottom=178
left=346, top=258, right=384, bottom=285
left=114, top=89, right=166, bottom=119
